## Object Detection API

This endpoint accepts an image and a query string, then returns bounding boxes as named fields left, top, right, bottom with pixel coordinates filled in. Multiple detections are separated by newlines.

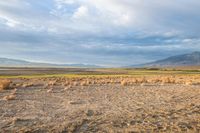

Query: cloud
left=0, top=0, right=200, bottom=66
left=72, top=6, right=89, bottom=19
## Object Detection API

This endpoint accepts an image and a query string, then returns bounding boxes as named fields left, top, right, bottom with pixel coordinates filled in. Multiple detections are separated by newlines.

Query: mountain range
left=1, top=51, right=200, bottom=68
left=0, top=58, right=101, bottom=68
left=132, top=51, right=200, bottom=67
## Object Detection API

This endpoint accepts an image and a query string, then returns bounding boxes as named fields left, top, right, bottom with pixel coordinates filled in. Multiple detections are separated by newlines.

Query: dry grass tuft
left=48, top=80, right=56, bottom=86
left=80, top=81, right=88, bottom=86
left=140, top=83, right=146, bottom=86
left=11, top=88, right=17, bottom=95
left=22, top=83, right=34, bottom=88
left=65, top=81, right=70, bottom=86
left=73, top=81, right=78, bottom=86
left=64, top=85, right=72, bottom=90
left=47, top=88, right=53, bottom=93
left=3, top=94, right=16, bottom=101
left=185, top=80, right=193, bottom=85
left=0, top=79, right=11, bottom=91
left=121, top=80, right=128, bottom=86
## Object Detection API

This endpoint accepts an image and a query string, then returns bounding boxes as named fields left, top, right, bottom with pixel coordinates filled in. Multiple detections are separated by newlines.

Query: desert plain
left=0, top=68, right=200, bottom=133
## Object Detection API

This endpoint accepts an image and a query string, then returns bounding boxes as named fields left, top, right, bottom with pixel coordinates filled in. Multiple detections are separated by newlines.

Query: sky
left=0, top=0, right=200, bottom=67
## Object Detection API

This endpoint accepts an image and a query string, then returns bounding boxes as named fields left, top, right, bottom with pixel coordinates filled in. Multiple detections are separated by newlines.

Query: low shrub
left=0, top=79, right=11, bottom=91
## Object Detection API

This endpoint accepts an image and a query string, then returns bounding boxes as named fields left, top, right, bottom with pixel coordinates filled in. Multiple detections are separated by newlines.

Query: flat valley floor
left=0, top=77, right=200, bottom=132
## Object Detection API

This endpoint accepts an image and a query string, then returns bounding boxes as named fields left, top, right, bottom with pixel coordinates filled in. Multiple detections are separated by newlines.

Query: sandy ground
left=0, top=78, right=200, bottom=133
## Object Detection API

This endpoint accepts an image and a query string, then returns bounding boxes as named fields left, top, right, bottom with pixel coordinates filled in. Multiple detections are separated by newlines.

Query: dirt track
left=0, top=78, right=200, bottom=132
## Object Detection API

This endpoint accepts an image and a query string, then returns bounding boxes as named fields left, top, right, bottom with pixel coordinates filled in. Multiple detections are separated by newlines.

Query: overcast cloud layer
left=0, top=0, right=200, bottom=66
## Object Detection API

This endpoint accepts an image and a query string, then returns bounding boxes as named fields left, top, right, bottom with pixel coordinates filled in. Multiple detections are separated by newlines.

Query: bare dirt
left=0, top=77, right=200, bottom=133
left=0, top=67, right=126, bottom=76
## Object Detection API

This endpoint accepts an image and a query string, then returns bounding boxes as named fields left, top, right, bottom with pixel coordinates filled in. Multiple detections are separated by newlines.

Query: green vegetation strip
left=0, top=70, right=200, bottom=79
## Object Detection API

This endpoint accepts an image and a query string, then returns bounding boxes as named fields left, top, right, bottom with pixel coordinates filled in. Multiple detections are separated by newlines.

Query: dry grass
left=0, top=79, right=11, bottom=91
left=11, top=88, right=17, bottom=95
left=121, top=80, right=128, bottom=86
left=3, top=94, right=16, bottom=100
left=39, top=75, right=200, bottom=88
left=47, top=88, right=53, bottom=93
left=64, top=85, right=72, bottom=90
left=48, top=80, right=56, bottom=86
left=13, top=75, right=198, bottom=90
left=185, top=80, right=193, bottom=85
left=80, top=81, right=88, bottom=86
left=22, top=82, right=34, bottom=88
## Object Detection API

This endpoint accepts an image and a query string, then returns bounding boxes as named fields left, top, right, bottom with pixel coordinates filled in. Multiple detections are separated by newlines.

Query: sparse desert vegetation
left=0, top=79, right=11, bottom=91
left=0, top=68, right=200, bottom=132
